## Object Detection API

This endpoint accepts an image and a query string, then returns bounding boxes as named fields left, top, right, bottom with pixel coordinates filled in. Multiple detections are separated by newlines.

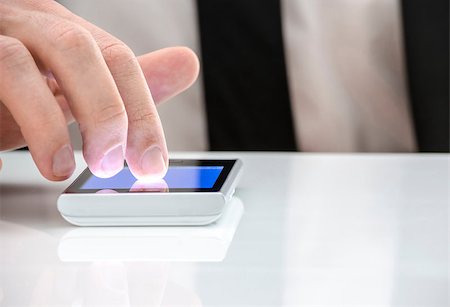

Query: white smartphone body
left=57, top=159, right=243, bottom=226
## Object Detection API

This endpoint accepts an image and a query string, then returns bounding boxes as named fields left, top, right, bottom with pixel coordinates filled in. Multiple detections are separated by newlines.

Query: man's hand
left=0, top=0, right=199, bottom=181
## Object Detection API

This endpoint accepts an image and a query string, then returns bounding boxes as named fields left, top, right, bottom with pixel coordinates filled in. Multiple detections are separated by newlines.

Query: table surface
left=0, top=151, right=448, bottom=307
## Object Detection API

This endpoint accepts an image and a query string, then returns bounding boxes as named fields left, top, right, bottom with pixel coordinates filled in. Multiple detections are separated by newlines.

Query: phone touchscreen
left=65, top=160, right=236, bottom=193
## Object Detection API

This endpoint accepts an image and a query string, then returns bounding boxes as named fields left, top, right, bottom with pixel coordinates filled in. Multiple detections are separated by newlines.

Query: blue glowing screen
left=80, top=166, right=224, bottom=190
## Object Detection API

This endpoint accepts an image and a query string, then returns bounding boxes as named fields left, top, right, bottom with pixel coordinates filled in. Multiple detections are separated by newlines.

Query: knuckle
left=101, top=42, right=137, bottom=68
left=0, top=37, right=30, bottom=68
left=94, top=104, right=127, bottom=126
left=129, top=107, right=158, bottom=127
left=51, top=22, right=94, bottom=52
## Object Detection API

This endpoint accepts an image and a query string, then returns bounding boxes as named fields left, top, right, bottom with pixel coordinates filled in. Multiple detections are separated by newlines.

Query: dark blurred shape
left=197, top=0, right=297, bottom=151
left=402, top=0, right=449, bottom=152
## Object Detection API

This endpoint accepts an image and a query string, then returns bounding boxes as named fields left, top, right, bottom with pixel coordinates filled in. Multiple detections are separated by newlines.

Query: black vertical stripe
left=197, top=0, right=297, bottom=151
left=401, top=0, right=449, bottom=152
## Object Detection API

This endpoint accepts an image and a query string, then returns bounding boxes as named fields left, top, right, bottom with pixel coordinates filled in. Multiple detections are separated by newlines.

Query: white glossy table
left=0, top=151, right=448, bottom=307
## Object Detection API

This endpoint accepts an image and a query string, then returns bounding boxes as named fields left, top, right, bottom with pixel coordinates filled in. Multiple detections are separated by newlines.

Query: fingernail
left=100, top=145, right=124, bottom=177
left=53, top=145, right=75, bottom=177
left=140, top=146, right=166, bottom=179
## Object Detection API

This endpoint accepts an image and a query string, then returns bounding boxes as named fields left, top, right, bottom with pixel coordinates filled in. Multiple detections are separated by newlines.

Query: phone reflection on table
left=57, top=197, right=244, bottom=262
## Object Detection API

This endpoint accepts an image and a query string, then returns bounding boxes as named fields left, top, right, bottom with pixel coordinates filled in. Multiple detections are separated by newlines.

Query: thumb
left=137, top=47, right=200, bottom=105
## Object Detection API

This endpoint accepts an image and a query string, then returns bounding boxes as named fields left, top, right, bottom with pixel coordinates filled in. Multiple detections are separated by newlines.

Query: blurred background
left=59, top=0, right=449, bottom=153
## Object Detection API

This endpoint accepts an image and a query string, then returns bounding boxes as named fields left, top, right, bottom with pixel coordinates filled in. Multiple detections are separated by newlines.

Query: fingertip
left=42, top=167, right=75, bottom=182
left=138, top=46, right=200, bottom=104
left=126, top=145, right=168, bottom=180
left=139, top=146, right=167, bottom=179
left=52, top=144, right=76, bottom=177
left=48, top=173, right=74, bottom=182
left=172, top=46, right=200, bottom=85
left=88, top=145, right=125, bottom=178
left=90, top=166, right=123, bottom=179
left=33, top=144, right=76, bottom=182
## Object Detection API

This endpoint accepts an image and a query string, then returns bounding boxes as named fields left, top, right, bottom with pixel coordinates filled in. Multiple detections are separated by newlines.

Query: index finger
left=47, top=2, right=169, bottom=179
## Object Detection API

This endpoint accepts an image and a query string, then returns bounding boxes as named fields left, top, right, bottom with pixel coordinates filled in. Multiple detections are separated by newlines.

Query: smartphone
left=57, top=159, right=243, bottom=226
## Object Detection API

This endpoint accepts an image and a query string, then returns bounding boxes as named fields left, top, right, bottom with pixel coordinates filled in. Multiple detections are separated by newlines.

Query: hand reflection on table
left=78, top=261, right=202, bottom=306
left=0, top=198, right=244, bottom=307
left=0, top=224, right=204, bottom=307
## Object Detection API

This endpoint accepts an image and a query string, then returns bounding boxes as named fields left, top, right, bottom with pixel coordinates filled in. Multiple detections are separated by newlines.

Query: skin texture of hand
left=0, top=0, right=199, bottom=181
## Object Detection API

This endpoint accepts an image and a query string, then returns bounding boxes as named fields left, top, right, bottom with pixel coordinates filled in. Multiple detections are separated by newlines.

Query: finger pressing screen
left=3, top=12, right=128, bottom=178
left=47, top=2, right=173, bottom=179
left=3, top=1, right=200, bottom=180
